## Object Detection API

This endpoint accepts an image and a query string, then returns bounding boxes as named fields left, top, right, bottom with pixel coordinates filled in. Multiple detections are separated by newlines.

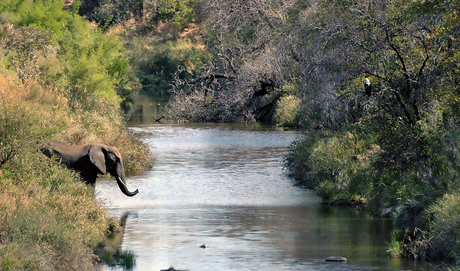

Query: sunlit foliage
left=0, top=0, right=152, bottom=269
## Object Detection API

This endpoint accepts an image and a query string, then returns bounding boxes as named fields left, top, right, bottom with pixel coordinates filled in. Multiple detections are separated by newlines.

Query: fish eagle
left=364, top=78, right=372, bottom=97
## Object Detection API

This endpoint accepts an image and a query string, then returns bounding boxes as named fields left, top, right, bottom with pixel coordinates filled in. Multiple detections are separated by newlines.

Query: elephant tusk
left=116, top=176, right=139, bottom=197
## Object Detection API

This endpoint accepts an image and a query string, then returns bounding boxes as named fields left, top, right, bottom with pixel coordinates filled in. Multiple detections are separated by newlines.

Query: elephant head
left=88, top=145, right=139, bottom=197
left=41, top=141, right=140, bottom=197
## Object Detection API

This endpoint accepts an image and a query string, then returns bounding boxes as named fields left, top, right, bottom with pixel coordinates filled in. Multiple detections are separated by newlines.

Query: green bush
left=285, top=131, right=378, bottom=204
left=284, top=133, right=320, bottom=189
left=125, top=36, right=209, bottom=96
left=427, top=192, right=460, bottom=262
left=1, top=1, right=136, bottom=113
left=153, top=0, right=197, bottom=30
left=273, top=94, right=301, bottom=127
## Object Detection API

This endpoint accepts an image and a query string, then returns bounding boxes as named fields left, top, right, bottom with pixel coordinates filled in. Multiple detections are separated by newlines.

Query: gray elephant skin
left=41, top=141, right=139, bottom=197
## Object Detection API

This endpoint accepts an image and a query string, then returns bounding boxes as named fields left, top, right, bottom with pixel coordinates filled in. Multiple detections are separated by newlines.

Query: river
left=97, top=122, right=435, bottom=271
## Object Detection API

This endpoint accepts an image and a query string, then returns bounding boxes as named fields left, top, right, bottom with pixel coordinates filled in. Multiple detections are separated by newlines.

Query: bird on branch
left=364, top=78, right=372, bottom=97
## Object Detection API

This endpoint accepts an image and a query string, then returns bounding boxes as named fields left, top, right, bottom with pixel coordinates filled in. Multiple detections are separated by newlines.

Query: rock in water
left=325, top=256, right=347, bottom=262
left=199, top=244, right=210, bottom=249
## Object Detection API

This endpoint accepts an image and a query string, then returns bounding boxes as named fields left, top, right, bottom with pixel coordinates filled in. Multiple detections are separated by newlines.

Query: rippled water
left=97, top=123, right=435, bottom=271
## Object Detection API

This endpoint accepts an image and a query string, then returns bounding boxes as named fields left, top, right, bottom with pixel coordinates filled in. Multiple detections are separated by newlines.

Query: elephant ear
left=88, top=145, right=107, bottom=175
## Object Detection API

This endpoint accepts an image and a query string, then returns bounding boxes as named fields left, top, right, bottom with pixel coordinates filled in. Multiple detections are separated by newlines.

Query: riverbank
left=284, top=129, right=460, bottom=265
left=0, top=2, right=152, bottom=268
left=0, top=72, right=152, bottom=270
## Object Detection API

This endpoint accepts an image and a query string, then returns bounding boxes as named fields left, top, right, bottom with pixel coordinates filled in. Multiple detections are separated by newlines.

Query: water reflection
left=97, top=124, right=436, bottom=271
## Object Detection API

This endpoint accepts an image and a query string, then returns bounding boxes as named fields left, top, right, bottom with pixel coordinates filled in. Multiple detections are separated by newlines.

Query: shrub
left=1, top=2, right=136, bottom=113
left=284, top=132, right=321, bottom=189
left=426, top=192, right=460, bottom=262
left=285, top=131, right=379, bottom=204
left=152, top=0, right=198, bottom=30
left=273, top=94, right=301, bottom=127
left=125, top=35, right=209, bottom=96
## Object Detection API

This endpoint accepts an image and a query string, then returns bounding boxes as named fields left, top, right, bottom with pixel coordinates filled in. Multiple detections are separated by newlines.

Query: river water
left=97, top=123, right=435, bottom=271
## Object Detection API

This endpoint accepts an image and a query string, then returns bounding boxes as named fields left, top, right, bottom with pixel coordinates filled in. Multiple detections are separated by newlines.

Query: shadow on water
left=96, top=100, right=439, bottom=270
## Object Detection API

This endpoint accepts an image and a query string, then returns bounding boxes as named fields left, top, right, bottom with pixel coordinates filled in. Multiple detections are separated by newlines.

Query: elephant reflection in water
left=41, top=141, right=139, bottom=197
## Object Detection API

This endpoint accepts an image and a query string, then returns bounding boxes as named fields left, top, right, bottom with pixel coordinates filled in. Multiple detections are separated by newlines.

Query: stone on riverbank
left=325, top=256, right=347, bottom=262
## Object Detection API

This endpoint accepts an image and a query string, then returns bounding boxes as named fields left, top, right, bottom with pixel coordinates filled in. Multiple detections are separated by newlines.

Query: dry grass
left=0, top=157, right=110, bottom=270
left=0, top=73, right=151, bottom=270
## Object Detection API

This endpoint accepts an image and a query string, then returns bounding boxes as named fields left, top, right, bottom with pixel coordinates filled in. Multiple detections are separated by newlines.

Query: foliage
left=282, top=0, right=460, bottom=263
left=1, top=25, right=58, bottom=83
left=151, top=0, right=198, bottom=30
left=79, top=0, right=198, bottom=33
left=285, top=131, right=378, bottom=203
left=426, top=192, right=460, bottom=262
left=0, top=78, right=60, bottom=167
left=84, top=0, right=207, bottom=107
left=126, top=37, right=209, bottom=96
left=165, top=0, right=296, bottom=123
left=0, top=0, right=153, bottom=268
left=0, top=0, right=137, bottom=113
left=273, top=94, right=301, bottom=127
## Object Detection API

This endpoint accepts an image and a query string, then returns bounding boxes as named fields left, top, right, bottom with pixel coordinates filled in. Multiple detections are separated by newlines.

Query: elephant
left=41, top=141, right=139, bottom=197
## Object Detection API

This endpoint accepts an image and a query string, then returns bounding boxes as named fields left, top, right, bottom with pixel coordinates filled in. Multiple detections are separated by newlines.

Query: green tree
left=1, top=25, right=58, bottom=83
left=1, top=0, right=136, bottom=113
left=284, top=0, right=460, bottom=261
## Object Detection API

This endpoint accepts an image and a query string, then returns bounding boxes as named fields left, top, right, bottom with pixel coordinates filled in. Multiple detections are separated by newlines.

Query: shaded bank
left=284, top=129, right=460, bottom=265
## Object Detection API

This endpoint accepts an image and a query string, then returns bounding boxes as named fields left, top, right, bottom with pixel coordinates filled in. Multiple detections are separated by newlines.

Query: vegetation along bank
left=0, top=0, right=152, bottom=269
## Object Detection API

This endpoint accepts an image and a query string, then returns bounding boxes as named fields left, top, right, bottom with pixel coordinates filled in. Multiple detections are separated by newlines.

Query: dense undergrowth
left=281, top=0, right=460, bottom=264
left=0, top=0, right=152, bottom=269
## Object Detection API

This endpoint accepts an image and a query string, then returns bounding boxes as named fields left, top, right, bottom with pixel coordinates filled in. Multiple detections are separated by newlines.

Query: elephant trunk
left=115, top=163, right=139, bottom=197
left=116, top=176, right=139, bottom=197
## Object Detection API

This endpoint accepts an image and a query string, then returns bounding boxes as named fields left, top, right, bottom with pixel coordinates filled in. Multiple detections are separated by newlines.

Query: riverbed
left=97, top=123, right=435, bottom=270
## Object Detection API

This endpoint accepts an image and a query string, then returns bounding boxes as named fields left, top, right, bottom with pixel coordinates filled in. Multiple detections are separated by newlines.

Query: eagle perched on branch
left=364, top=78, right=372, bottom=97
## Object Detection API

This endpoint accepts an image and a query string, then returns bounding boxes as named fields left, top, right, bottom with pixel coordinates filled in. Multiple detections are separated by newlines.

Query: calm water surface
left=97, top=123, right=435, bottom=271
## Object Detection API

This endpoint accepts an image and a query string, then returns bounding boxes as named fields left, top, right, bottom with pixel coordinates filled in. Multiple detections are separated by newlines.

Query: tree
left=166, top=0, right=299, bottom=122
left=1, top=25, right=58, bottom=83
left=284, top=0, right=460, bottom=260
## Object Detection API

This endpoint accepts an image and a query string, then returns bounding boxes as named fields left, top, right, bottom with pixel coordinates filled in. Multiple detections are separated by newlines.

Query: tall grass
left=0, top=153, right=110, bottom=270
left=285, top=131, right=379, bottom=204
left=0, top=73, right=150, bottom=270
